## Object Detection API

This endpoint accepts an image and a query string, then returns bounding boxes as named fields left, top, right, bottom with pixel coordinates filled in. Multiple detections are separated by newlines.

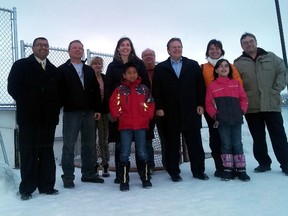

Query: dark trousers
left=245, top=112, right=288, bottom=170
left=163, top=128, right=205, bottom=176
left=18, top=123, right=56, bottom=194
left=204, top=112, right=223, bottom=172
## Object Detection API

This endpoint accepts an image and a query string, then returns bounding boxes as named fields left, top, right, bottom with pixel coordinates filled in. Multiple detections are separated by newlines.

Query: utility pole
left=274, top=0, right=287, bottom=67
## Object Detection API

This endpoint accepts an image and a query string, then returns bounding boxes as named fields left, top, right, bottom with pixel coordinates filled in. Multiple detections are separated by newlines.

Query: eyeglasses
left=242, top=40, right=255, bottom=46
left=34, top=43, right=49, bottom=48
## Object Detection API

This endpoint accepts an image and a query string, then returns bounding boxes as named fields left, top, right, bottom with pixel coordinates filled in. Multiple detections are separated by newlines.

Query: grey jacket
left=234, top=48, right=287, bottom=113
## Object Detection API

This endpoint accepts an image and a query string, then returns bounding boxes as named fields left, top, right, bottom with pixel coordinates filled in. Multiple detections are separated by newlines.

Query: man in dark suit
left=152, top=38, right=208, bottom=182
left=8, top=37, right=62, bottom=200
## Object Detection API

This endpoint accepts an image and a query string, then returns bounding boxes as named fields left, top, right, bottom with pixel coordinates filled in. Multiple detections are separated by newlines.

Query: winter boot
left=221, top=154, right=234, bottom=181
left=234, top=154, right=250, bottom=182
left=139, top=161, right=152, bottom=189
left=119, top=162, right=130, bottom=192
left=102, top=164, right=110, bottom=177
left=221, top=168, right=233, bottom=181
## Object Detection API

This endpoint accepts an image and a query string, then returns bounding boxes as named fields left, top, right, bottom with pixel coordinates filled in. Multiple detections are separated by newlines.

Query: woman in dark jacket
left=104, top=37, right=150, bottom=183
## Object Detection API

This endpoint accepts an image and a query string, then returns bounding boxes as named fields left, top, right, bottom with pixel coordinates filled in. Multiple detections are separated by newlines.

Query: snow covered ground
left=0, top=120, right=288, bottom=216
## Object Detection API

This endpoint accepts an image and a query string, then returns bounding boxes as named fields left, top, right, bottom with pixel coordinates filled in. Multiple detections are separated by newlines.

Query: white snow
left=0, top=121, right=288, bottom=216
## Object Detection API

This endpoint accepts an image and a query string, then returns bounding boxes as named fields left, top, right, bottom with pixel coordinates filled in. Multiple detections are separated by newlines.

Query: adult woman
left=202, top=39, right=242, bottom=177
left=90, top=56, right=110, bottom=177
left=104, top=37, right=150, bottom=183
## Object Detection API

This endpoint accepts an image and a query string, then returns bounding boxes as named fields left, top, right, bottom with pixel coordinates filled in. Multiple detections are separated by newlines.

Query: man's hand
left=94, top=112, right=101, bottom=120
left=156, top=109, right=165, bottom=116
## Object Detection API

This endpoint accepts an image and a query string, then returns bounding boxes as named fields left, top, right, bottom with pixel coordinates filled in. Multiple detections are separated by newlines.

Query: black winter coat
left=7, top=54, right=63, bottom=125
left=152, top=57, right=206, bottom=131
left=59, top=60, right=101, bottom=113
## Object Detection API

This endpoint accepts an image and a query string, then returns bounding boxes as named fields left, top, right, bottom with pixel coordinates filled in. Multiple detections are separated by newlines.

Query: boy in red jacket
left=109, top=63, right=155, bottom=191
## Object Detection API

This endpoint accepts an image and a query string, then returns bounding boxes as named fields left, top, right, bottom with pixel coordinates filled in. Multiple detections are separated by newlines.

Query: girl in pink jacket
left=205, top=59, right=250, bottom=182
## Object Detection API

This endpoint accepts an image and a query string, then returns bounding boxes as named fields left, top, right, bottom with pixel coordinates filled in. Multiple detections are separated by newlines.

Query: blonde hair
left=90, top=56, right=104, bottom=66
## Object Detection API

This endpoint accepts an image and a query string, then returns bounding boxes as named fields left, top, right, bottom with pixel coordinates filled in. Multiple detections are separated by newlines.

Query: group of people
left=7, top=32, right=288, bottom=200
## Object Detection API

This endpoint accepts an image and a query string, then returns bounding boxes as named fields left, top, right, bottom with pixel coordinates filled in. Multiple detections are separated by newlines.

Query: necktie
left=40, top=61, right=45, bottom=70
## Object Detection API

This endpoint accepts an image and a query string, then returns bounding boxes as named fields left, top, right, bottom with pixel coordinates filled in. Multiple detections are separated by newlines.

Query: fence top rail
left=0, top=7, right=14, bottom=13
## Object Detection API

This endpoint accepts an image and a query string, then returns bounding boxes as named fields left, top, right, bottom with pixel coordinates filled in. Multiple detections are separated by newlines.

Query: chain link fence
left=0, top=7, right=18, bottom=106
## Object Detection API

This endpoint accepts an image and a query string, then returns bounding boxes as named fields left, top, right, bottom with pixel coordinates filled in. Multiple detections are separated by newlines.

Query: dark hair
left=166, top=37, right=182, bottom=49
left=32, top=37, right=48, bottom=46
left=213, top=59, right=233, bottom=80
left=113, top=37, right=140, bottom=63
left=68, top=40, right=83, bottom=51
left=240, top=32, right=257, bottom=43
left=123, top=62, right=138, bottom=74
left=205, top=39, right=225, bottom=58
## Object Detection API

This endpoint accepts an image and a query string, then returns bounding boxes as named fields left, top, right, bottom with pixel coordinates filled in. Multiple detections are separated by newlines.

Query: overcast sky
left=1, top=0, right=287, bottom=64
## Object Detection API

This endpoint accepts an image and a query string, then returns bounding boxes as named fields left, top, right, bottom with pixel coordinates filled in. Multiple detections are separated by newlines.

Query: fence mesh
left=0, top=8, right=17, bottom=105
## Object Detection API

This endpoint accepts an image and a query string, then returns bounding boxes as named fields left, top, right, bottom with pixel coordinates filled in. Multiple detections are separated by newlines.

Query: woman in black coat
left=104, top=37, right=150, bottom=183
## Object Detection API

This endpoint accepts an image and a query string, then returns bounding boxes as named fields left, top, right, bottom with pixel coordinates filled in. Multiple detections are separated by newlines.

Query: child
left=205, top=59, right=250, bottom=181
left=109, top=63, right=155, bottom=191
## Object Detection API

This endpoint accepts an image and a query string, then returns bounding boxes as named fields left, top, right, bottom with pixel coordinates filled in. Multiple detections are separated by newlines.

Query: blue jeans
left=120, top=129, right=148, bottom=163
left=218, top=124, right=243, bottom=155
left=61, top=111, right=96, bottom=179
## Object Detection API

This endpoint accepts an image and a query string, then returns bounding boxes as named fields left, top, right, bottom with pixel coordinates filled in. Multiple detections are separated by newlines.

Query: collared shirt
left=170, top=57, right=182, bottom=78
left=34, top=55, right=46, bottom=69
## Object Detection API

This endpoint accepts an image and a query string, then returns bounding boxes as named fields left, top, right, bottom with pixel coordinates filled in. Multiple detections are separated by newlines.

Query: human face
left=123, top=66, right=138, bottom=83
left=142, top=50, right=155, bottom=67
left=241, top=36, right=257, bottom=56
left=68, top=42, right=84, bottom=61
left=215, top=61, right=230, bottom=77
left=208, top=44, right=222, bottom=59
left=91, top=60, right=103, bottom=73
left=167, top=41, right=182, bottom=61
left=118, top=40, right=132, bottom=58
left=32, top=39, right=49, bottom=60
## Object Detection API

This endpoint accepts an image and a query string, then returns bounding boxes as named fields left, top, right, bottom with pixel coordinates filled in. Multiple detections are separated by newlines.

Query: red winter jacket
left=109, top=77, right=155, bottom=130
left=205, top=77, right=248, bottom=126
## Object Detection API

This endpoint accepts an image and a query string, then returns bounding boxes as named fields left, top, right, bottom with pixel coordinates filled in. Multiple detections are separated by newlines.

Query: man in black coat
left=152, top=38, right=208, bottom=182
left=59, top=40, right=103, bottom=188
left=7, top=37, right=62, bottom=200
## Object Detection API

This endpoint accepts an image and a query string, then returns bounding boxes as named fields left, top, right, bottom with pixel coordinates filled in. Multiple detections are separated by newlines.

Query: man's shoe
left=40, top=188, right=59, bottom=195
left=214, top=170, right=222, bottom=178
left=254, top=165, right=271, bottom=173
left=193, top=173, right=209, bottom=180
left=81, top=176, right=104, bottom=183
left=171, top=175, right=183, bottom=182
left=282, top=168, right=288, bottom=175
left=21, top=193, right=32, bottom=201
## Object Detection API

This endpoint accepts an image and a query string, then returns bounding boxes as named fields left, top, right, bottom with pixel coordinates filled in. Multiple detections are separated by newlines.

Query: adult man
left=152, top=38, right=208, bottom=182
left=234, top=32, right=288, bottom=175
left=141, top=48, right=166, bottom=169
left=8, top=37, right=62, bottom=200
left=59, top=40, right=104, bottom=188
